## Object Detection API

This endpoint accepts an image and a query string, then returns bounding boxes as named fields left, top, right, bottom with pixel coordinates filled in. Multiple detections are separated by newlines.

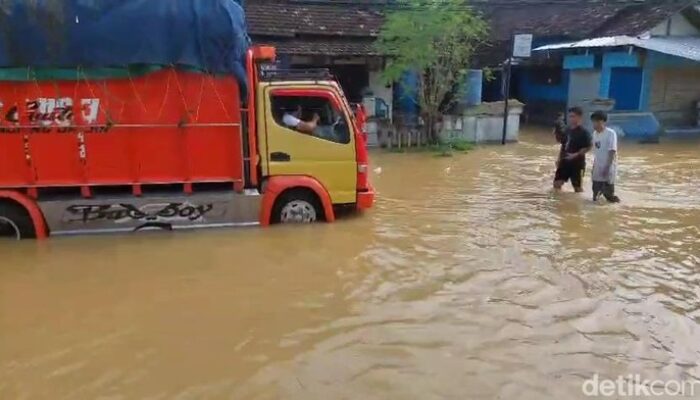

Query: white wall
left=670, top=13, right=699, bottom=36
left=367, top=69, right=393, bottom=119
left=649, top=13, right=700, bottom=36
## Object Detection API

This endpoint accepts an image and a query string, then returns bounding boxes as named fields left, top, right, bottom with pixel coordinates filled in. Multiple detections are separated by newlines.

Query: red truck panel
left=0, top=69, right=243, bottom=190
left=0, top=134, right=30, bottom=185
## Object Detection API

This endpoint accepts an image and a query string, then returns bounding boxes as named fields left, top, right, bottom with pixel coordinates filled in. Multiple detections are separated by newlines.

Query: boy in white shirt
left=590, top=111, right=621, bottom=203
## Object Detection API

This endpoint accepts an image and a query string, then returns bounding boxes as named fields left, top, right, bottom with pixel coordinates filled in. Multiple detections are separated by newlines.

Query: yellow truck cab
left=259, top=80, right=360, bottom=204
left=250, top=48, right=374, bottom=226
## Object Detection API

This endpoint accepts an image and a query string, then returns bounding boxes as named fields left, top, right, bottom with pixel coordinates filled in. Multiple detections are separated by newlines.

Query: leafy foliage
left=376, top=0, right=489, bottom=141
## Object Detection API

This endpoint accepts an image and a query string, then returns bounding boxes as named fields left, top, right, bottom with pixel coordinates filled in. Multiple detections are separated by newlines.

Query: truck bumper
left=356, top=186, right=375, bottom=210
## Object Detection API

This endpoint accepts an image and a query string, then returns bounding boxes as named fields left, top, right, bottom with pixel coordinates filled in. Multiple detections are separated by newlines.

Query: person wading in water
left=553, top=107, right=593, bottom=193
left=590, top=111, right=621, bottom=203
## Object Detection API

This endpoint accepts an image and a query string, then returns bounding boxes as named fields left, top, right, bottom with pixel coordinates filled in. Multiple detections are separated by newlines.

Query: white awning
left=534, top=36, right=700, bottom=62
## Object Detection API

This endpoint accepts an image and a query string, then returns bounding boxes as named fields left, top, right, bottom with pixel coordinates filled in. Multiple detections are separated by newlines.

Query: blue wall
left=520, top=49, right=699, bottom=121
left=559, top=51, right=646, bottom=111
left=497, top=35, right=572, bottom=104
left=609, top=68, right=643, bottom=110
left=602, top=52, right=640, bottom=68
left=564, top=54, right=595, bottom=70
left=516, top=68, right=569, bottom=103
left=600, top=52, right=640, bottom=99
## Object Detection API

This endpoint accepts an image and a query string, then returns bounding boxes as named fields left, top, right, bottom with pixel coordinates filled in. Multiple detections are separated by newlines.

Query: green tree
left=376, top=0, right=489, bottom=143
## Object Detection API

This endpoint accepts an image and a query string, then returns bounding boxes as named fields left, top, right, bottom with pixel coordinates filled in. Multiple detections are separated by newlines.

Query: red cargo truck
left=0, top=47, right=374, bottom=239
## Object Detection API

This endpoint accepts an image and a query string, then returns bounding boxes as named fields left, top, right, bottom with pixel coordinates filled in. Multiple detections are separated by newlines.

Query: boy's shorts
left=554, top=163, right=585, bottom=188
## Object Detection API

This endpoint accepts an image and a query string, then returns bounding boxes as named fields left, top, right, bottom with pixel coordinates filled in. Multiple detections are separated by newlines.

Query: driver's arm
left=283, top=113, right=318, bottom=134
left=296, top=114, right=319, bottom=134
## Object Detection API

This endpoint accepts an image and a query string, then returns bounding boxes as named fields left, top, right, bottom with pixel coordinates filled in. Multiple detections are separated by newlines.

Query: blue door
left=609, top=67, right=643, bottom=110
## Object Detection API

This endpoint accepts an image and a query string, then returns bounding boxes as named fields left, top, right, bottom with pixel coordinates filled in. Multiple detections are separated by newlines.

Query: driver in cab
left=283, top=105, right=319, bottom=135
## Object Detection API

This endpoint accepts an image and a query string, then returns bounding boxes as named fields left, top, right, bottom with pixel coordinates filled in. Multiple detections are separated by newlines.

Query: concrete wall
left=441, top=110, right=522, bottom=143
left=562, top=54, right=603, bottom=117
left=649, top=13, right=700, bottom=36
left=568, top=70, right=601, bottom=110
left=368, top=69, right=393, bottom=118
left=556, top=50, right=699, bottom=123
left=640, top=51, right=700, bottom=126
left=648, top=68, right=700, bottom=126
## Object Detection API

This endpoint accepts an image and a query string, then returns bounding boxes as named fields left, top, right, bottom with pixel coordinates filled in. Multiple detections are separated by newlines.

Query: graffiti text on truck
left=0, top=97, right=106, bottom=133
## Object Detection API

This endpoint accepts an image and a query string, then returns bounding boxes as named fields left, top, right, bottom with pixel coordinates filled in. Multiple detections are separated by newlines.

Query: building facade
left=246, top=0, right=700, bottom=136
left=506, top=0, right=700, bottom=134
left=245, top=0, right=392, bottom=118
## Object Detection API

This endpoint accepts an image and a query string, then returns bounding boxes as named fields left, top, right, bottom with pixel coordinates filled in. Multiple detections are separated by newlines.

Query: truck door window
left=271, top=95, right=350, bottom=144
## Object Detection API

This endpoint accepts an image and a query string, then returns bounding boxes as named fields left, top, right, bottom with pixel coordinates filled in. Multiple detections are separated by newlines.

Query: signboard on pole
left=513, top=34, right=533, bottom=58
left=502, top=33, right=532, bottom=145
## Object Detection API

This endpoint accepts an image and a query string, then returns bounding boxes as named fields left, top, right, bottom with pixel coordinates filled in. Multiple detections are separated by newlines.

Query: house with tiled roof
left=519, top=0, right=700, bottom=134
left=245, top=0, right=383, bottom=57
left=246, top=0, right=700, bottom=134
left=245, top=0, right=389, bottom=114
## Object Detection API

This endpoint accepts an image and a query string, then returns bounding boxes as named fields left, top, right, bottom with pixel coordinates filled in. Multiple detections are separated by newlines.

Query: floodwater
left=1, top=128, right=699, bottom=399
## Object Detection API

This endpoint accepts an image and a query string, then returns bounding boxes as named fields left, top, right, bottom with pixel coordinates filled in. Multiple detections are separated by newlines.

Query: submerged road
left=1, top=128, right=699, bottom=399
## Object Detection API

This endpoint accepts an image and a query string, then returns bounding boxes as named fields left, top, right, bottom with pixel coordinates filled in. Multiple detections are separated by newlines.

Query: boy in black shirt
left=554, top=107, right=593, bottom=193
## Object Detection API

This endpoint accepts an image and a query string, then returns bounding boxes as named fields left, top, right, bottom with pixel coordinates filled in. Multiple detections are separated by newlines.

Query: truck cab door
left=260, top=88, right=357, bottom=204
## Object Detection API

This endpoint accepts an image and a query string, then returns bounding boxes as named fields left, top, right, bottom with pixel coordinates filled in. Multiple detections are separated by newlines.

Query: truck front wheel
left=272, top=190, right=324, bottom=224
left=0, top=201, right=36, bottom=240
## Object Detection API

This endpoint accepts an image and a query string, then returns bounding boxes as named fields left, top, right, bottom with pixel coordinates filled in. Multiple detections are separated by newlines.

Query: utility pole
left=502, top=33, right=533, bottom=145
left=501, top=56, right=512, bottom=145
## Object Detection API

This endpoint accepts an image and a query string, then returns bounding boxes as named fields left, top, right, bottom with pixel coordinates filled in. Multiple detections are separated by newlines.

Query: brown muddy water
left=1, top=128, right=699, bottom=399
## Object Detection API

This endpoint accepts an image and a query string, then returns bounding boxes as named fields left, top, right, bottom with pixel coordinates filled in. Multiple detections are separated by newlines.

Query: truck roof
left=259, top=68, right=334, bottom=83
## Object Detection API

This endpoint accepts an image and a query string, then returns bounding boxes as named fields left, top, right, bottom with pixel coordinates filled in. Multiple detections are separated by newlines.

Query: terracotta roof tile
left=593, top=0, right=694, bottom=36
left=246, top=0, right=698, bottom=61
left=246, top=2, right=383, bottom=38
left=480, top=0, right=693, bottom=41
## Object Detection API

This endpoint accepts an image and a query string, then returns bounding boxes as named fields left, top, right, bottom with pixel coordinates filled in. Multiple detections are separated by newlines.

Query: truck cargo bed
left=0, top=69, right=246, bottom=191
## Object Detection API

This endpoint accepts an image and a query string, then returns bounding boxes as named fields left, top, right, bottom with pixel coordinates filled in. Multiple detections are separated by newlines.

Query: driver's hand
left=312, top=113, right=320, bottom=123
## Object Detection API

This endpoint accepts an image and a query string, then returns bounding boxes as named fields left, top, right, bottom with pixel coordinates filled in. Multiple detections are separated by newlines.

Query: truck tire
left=0, top=201, right=36, bottom=240
left=272, top=190, right=323, bottom=224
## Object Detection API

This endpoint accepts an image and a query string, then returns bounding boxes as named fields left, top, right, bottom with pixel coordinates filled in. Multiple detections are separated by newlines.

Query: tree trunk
left=425, top=114, right=435, bottom=144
